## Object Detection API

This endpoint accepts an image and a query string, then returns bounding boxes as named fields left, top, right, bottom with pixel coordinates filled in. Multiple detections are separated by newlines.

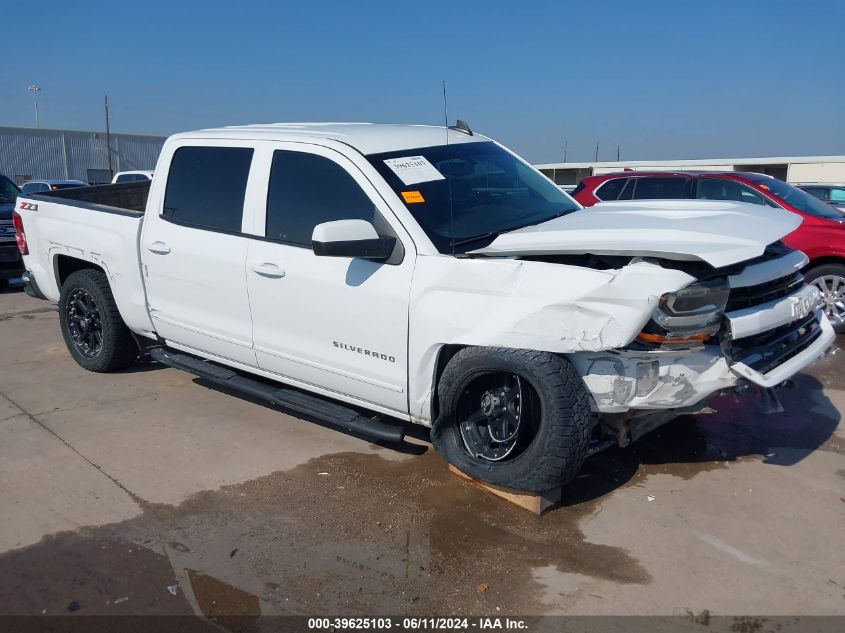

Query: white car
left=13, top=123, right=833, bottom=492
left=112, top=170, right=154, bottom=184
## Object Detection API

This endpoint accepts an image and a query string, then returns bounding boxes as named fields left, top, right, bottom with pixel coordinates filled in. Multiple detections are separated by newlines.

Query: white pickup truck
left=14, top=122, right=834, bottom=492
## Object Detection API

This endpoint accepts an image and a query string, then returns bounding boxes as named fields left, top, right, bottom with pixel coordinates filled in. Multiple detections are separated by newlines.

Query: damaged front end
left=569, top=246, right=835, bottom=456
left=409, top=210, right=833, bottom=434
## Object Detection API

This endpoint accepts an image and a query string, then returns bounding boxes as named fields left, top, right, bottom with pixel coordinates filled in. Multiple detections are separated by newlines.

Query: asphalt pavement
left=0, top=287, right=843, bottom=618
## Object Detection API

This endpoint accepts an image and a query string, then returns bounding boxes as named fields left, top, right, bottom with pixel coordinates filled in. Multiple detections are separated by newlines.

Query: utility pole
left=594, top=141, right=599, bottom=162
left=104, top=94, right=113, bottom=179
left=562, top=140, right=568, bottom=163
left=27, top=85, right=42, bottom=128
left=617, top=144, right=620, bottom=161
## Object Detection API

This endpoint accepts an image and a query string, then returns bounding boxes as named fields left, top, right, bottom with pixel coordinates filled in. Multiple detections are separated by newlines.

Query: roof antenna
left=449, top=119, right=473, bottom=136
left=443, top=80, right=455, bottom=255
left=442, top=80, right=448, bottom=136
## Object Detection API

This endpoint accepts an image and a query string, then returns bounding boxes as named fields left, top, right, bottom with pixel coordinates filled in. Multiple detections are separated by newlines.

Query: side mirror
left=311, top=219, right=396, bottom=260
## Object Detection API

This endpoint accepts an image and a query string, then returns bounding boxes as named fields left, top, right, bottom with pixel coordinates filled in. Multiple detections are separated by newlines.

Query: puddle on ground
left=0, top=363, right=839, bottom=619
left=0, top=534, right=194, bottom=615
left=187, top=569, right=261, bottom=631
left=0, top=449, right=648, bottom=617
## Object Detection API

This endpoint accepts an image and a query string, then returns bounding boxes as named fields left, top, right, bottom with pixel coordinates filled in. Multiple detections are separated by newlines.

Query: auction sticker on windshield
left=400, top=190, right=425, bottom=203
left=383, top=156, right=445, bottom=186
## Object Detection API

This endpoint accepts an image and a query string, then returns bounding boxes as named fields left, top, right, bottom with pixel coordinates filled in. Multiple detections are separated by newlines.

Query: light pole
left=27, top=84, right=42, bottom=128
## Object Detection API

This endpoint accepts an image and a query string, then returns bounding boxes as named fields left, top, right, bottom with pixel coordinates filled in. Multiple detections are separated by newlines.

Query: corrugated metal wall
left=0, top=126, right=165, bottom=184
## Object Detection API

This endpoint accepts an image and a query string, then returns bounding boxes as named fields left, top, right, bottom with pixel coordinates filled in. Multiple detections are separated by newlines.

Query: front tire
left=59, top=269, right=138, bottom=372
left=805, top=264, right=845, bottom=333
left=432, top=347, right=593, bottom=492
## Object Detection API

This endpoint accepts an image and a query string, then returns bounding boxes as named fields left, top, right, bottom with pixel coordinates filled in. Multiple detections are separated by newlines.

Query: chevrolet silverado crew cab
left=14, top=123, right=834, bottom=492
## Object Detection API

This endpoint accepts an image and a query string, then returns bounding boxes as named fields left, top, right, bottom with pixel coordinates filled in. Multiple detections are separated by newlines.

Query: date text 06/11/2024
left=307, top=617, right=529, bottom=630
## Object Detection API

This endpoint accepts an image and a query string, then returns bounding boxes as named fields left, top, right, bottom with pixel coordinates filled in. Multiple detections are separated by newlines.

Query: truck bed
left=33, top=181, right=150, bottom=216
left=18, top=181, right=155, bottom=336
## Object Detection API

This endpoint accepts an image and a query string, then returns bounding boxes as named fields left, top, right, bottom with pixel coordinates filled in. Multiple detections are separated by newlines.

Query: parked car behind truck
left=0, top=174, right=25, bottom=284
left=14, top=123, right=834, bottom=491
left=796, top=184, right=845, bottom=212
left=112, top=170, right=154, bottom=183
left=21, top=179, right=86, bottom=195
left=573, top=171, right=845, bottom=331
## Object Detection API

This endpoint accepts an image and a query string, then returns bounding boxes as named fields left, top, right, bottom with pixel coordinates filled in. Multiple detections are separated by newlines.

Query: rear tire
left=59, top=269, right=138, bottom=372
left=431, top=347, right=593, bottom=492
left=805, top=263, right=845, bottom=333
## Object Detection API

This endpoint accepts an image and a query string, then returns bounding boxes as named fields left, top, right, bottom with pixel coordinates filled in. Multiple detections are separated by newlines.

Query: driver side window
left=265, top=150, right=379, bottom=247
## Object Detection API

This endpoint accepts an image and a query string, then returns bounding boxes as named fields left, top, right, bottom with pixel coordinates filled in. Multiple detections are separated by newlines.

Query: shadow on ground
left=565, top=372, right=841, bottom=506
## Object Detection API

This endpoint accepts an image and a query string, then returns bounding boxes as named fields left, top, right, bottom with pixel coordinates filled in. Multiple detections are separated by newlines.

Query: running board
left=149, top=347, right=405, bottom=443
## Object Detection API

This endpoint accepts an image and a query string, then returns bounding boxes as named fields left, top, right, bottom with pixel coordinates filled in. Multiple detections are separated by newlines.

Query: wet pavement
left=0, top=287, right=843, bottom=618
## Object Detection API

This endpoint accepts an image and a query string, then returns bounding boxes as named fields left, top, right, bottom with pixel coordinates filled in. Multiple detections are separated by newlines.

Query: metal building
left=536, top=155, right=845, bottom=187
left=0, top=126, right=166, bottom=185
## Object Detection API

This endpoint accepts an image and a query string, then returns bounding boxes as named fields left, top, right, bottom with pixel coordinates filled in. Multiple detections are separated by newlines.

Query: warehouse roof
left=537, top=155, right=845, bottom=169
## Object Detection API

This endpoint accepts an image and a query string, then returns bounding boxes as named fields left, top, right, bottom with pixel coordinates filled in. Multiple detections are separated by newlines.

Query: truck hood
left=0, top=202, right=13, bottom=221
left=470, top=200, right=802, bottom=268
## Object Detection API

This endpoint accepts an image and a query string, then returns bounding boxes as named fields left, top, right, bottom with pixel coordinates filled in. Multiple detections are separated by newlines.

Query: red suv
left=572, top=171, right=845, bottom=331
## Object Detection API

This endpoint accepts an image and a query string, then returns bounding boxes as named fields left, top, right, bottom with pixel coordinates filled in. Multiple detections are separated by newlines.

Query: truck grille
left=726, top=271, right=804, bottom=312
left=726, top=313, right=822, bottom=375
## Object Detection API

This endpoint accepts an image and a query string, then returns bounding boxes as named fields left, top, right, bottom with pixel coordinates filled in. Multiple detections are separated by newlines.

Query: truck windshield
left=0, top=176, right=20, bottom=204
left=367, top=142, right=578, bottom=253
left=745, top=174, right=844, bottom=220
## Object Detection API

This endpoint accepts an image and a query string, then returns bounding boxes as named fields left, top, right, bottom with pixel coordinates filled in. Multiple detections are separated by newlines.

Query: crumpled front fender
left=408, top=255, right=695, bottom=422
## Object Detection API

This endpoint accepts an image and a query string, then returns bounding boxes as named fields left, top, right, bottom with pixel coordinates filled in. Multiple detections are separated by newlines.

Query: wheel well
left=54, top=255, right=105, bottom=289
left=803, top=256, right=845, bottom=273
left=430, top=344, right=467, bottom=422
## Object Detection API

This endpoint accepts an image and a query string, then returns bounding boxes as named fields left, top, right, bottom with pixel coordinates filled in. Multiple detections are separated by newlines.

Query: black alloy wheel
left=65, top=287, right=104, bottom=358
left=58, top=268, right=138, bottom=372
left=457, top=372, right=537, bottom=462
left=432, top=347, right=593, bottom=492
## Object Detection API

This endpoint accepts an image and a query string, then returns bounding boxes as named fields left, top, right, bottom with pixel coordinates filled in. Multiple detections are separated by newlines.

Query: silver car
left=20, top=179, right=86, bottom=195
left=796, top=184, right=845, bottom=213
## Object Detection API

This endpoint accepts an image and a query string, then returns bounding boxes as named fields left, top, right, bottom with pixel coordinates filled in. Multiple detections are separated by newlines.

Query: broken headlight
left=638, top=277, right=730, bottom=344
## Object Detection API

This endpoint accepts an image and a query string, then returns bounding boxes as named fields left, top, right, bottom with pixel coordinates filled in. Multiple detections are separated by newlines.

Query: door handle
left=147, top=241, right=171, bottom=255
left=250, top=262, right=286, bottom=278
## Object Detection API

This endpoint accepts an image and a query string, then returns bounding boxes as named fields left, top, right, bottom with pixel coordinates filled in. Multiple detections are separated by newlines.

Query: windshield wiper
left=449, top=232, right=499, bottom=248
left=449, top=209, right=576, bottom=249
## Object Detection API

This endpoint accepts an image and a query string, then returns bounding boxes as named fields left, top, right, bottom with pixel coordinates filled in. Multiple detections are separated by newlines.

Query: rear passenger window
left=594, top=178, right=626, bottom=201
left=163, top=146, right=253, bottom=233
left=266, top=151, right=377, bottom=247
left=630, top=177, right=688, bottom=199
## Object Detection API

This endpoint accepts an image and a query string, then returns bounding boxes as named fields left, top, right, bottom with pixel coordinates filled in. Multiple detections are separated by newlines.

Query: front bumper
left=729, top=315, right=833, bottom=387
left=572, top=308, right=834, bottom=414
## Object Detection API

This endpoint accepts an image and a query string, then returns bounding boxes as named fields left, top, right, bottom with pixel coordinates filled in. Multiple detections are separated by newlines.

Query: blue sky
left=3, top=0, right=843, bottom=163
